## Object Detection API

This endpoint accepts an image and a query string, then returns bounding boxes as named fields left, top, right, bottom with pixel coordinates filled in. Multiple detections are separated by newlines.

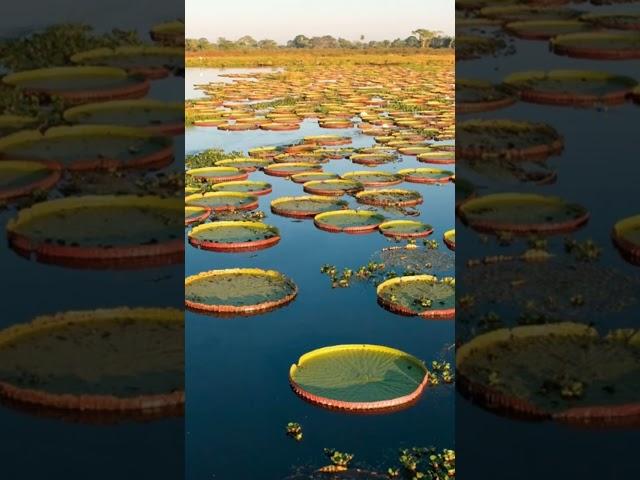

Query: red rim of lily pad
left=611, top=215, right=640, bottom=265
left=0, top=160, right=62, bottom=201
left=185, top=205, right=211, bottom=226
left=443, top=229, right=455, bottom=251
left=398, top=167, right=454, bottom=184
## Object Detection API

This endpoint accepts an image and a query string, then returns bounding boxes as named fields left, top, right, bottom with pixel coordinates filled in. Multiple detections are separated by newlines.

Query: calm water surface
left=186, top=68, right=455, bottom=479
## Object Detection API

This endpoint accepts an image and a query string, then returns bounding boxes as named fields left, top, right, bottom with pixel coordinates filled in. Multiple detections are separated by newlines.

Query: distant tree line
left=186, top=29, right=454, bottom=51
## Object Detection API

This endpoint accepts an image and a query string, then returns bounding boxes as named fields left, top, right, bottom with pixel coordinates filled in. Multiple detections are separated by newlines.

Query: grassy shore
left=186, top=48, right=453, bottom=68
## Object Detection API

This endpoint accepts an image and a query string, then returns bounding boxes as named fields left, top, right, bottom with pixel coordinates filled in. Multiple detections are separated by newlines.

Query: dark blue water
left=456, top=15, right=640, bottom=479
left=186, top=70, right=455, bottom=479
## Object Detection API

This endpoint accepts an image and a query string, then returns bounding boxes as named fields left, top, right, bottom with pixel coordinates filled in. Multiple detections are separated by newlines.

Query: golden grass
left=186, top=48, right=453, bottom=68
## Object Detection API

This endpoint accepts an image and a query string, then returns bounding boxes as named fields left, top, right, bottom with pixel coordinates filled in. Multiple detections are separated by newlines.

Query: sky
left=186, top=0, right=454, bottom=43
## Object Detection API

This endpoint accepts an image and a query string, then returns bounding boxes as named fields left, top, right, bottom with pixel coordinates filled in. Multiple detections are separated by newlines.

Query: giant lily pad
left=314, top=210, right=386, bottom=234
left=458, top=193, right=589, bottom=235
left=377, top=275, right=455, bottom=319
left=303, top=179, right=363, bottom=196
left=503, top=70, right=638, bottom=106
left=271, top=195, right=348, bottom=218
left=185, top=268, right=298, bottom=315
left=7, top=195, right=182, bottom=268
left=185, top=192, right=259, bottom=212
left=457, top=323, right=640, bottom=425
left=188, top=221, right=280, bottom=252
left=0, top=160, right=61, bottom=201
left=289, top=344, right=428, bottom=412
left=0, top=126, right=173, bottom=171
left=612, top=215, right=640, bottom=265
left=2, top=66, right=149, bottom=104
left=355, top=189, right=423, bottom=207
left=0, top=307, right=183, bottom=417
left=64, top=100, right=184, bottom=135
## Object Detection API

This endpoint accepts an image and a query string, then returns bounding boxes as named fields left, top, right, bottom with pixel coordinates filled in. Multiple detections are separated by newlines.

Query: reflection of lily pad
left=289, top=344, right=428, bottom=411
left=456, top=35, right=507, bottom=61
left=459, top=254, right=639, bottom=321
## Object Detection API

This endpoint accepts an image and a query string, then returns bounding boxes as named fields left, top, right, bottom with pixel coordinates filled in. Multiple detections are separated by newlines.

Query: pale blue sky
left=186, top=0, right=454, bottom=42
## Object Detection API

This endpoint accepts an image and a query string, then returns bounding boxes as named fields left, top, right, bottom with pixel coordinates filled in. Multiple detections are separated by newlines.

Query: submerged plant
left=396, top=447, right=456, bottom=479
left=286, top=422, right=303, bottom=441
left=323, top=448, right=354, bottom=468
left=564, top=238, right=602, bottom=262
left=428, top=361, right=454, bottom=385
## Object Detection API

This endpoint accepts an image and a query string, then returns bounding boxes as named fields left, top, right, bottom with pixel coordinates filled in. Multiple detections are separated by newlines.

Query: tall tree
left=258, top=39, right=278, bottom=49
left=290, top=34, right=311, bottom=48
left=412, top=29, right=442, bottom=48
left=236, top=35, right=258, bottom=48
